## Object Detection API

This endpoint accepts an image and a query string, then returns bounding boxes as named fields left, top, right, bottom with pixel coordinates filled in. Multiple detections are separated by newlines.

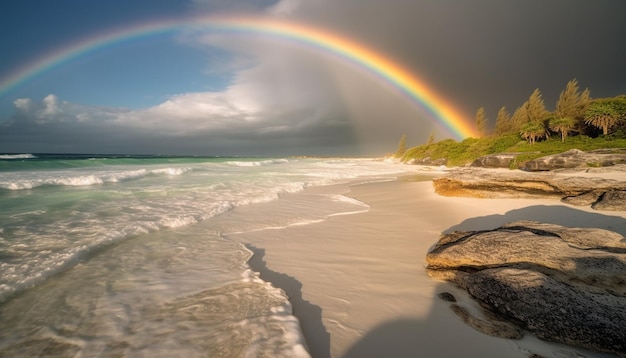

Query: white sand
left=229, top=175, right=626, bottom=358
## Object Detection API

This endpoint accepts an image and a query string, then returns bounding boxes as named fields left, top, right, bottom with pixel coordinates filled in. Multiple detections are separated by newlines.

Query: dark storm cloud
left=287, top=0, right=626, bottom=120
left=190, top=0, right=281, bottom=13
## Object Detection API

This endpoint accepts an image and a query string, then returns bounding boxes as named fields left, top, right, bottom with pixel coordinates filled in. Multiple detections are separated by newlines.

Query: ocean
left=0, top=154, right=423, bottom=357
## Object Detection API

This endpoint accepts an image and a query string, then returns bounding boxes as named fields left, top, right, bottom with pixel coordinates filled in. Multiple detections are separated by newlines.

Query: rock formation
left=470, top=153, right=528, bottom=168
left=433, top=166, right=626, bottom=210
left=523, top=148, right=626, bottom=171
left=592, top=190, right=626, bottom=211
left=426, top=221, right=626, bottom=357
left=469, top=148, right=626, bottom=170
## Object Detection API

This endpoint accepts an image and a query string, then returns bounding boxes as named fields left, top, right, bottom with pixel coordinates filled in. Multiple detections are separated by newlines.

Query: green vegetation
left=395, top=134, right=407, bottom=158
left=505, top=136, right=626, bottom=168
left=402, top=134, right=521, bottom=167
left=402, top=134, right=626, bottom=168
left=584, top=97, right=626, bottom=135
left=474, top=107, right=488, bottom=138
left=401, top=79, right=626, bottom=167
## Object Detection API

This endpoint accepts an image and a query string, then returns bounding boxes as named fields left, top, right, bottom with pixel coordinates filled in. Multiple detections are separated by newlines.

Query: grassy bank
left=401, top=134, right=626, bottom=168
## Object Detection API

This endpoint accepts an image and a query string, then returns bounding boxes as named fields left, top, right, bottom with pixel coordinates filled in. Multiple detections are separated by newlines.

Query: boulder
left=561, top=190, right=604, bottom=206
left=466, top=268, right=626, bottom=355
left=592, top=190, right=626, bottom=211
left=471, top=153, right=521, bottom=168
left=523, top=148, right=626, bottom=171
left=432, top=167, right=626, bottom=210
left=426, top=221, right=626, bottom=356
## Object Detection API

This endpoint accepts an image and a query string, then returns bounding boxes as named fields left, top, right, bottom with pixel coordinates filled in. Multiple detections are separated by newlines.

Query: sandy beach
left=226, top=174, right=626, bottom=358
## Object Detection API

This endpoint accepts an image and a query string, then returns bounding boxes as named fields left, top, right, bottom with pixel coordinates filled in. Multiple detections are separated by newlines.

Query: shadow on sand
left=342, top=319, right=431, bottom=358
left=246, top=245, right=331, bottom=358
left=341, top=317, right=445, bottom=358
left=444, top=204, right=626, bottom=237
left=339, top=283, right=535, bottom=358
left=341, top=205, right=625, bottom=358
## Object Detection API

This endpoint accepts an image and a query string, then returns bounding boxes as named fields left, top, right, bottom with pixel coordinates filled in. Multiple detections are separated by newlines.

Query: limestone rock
left=466, top=268, right=626, bottom=355
left=523, top=148, right=626, bottom=171
left=471, top=153, right=521, bottom=168
left=592, top=190, right=626, bottom=211
left=432, top=167, right=626, bottom=210
left=561, top=190, right=604, bottom=206
left=426, top=221, right=626, bottom=356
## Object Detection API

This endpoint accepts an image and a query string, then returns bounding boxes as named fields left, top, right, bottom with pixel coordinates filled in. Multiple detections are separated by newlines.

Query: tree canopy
left=584, top=98, right=626, bottom=135
left=395, top=134, right=407, bottom=157
left=525, top=88, right=549, bottom=124
left=475, top=107, right=488, bottom=138
left=463, top=79, right=624, bottom=143
left=494, top=106, right=511, bottom=136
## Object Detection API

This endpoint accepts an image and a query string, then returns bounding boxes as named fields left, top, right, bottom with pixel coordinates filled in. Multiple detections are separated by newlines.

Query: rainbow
left=0, top=15, right=477, bottom=139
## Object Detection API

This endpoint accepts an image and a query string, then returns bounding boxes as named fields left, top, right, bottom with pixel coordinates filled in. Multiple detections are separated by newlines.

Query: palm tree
left=520, top=121, right=548, bottom=145
left=549, top=117, right=576, bottom=142
left=584, top=102, right=620, bottom=135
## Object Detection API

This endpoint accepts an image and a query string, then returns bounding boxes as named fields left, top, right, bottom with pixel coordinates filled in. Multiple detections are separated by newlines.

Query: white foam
left=238, top=253, right=312, bottom=358
left=150, top=167, right=191, bottom=176
left=159, top=216, right=198, bottom=228
left=104, top=169, right=148, bottom=182
left=327, top=209, right=369, bottom=217
left=0, top=181, right=35, bottom=190
left=53, top=174, right=105, bottom=186
left=225, top=159, right=289, bottom=167
left=0, top=154, right=36, bottom=159
left=328, top=194, right=370, bottom=208
left=0, top=167, right=193, bottom=190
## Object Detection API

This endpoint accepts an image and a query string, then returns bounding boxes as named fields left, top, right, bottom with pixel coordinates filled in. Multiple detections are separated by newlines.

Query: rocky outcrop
left=471, top=152, right=530, bottom=168
left=433, top=167, right=626, bottom=210
left=426, top=221, right=626, bottom=356
left=592, top=190, right=626, bottom=211
left=469, top=148, right=626, bottom=171
left=523, top=148, right=626, bottom=171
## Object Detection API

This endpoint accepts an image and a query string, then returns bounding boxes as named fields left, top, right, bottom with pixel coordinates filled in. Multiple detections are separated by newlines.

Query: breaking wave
left=225, top=159, right=290, bottom=167
left=0, top=167, right=192, bottom=190
left=0, top=154, right=37, bottom=160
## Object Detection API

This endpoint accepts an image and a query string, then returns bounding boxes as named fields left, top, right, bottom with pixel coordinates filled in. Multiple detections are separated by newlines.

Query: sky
left=1, top=0, right=625, bottom=156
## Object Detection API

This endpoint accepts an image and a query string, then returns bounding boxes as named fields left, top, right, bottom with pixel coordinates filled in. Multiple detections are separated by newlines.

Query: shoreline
left=234, top=175, right=626, bottom=357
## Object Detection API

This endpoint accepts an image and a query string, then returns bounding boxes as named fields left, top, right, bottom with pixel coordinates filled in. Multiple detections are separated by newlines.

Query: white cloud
left=41, top=94, right=60, bottom=118
left=113, top=91, right=259, bottom=135
left=13, top=98, right=33, bottom=111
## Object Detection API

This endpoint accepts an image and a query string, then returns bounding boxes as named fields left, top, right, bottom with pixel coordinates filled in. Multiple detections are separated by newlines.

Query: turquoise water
left=0, top=154, right=419, bottom=356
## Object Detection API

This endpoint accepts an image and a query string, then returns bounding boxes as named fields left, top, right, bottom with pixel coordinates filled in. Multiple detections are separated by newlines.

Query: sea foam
left=0, top=154, right=37, bottom=159
left=0, top=167, right=191, bottom=190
